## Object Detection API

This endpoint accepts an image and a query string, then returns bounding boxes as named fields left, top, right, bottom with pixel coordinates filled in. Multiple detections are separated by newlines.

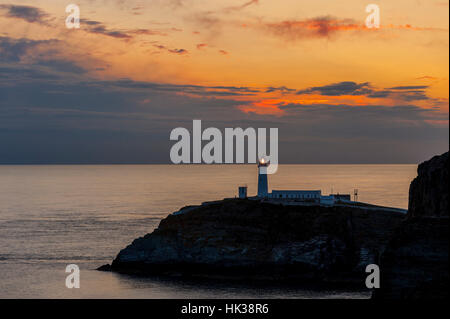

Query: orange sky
left=0, top=0, right=448, bottom=116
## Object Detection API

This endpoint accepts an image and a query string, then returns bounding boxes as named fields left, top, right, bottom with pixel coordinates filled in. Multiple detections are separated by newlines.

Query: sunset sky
left=0, top=0, right=448, bottom=163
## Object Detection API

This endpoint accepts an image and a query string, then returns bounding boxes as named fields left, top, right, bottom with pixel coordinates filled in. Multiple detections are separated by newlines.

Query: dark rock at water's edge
left=97, top=264, right=112, bottom=271
left=101, top=199, right=405, bottom=286
left=373, top=151, right=449, bottom=299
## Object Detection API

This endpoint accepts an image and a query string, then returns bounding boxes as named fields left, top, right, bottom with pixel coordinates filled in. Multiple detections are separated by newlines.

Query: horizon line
left=0, top=162, right=420, bottom=165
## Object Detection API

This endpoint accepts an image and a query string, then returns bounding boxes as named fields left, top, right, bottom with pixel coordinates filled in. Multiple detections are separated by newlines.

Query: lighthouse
left=257, top=158, right=268, bottom=198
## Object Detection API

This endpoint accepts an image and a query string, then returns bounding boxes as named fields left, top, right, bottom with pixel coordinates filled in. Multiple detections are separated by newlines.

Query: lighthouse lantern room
left=257, top=158, right=269, bottom=198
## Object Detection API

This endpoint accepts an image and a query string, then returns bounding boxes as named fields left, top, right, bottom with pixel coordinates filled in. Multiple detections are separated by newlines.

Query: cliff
left=408, top=152, right=449, bottom=218
left=101, top=200, right=404, bottom=285
left=373, top=151, right=449, bottom=299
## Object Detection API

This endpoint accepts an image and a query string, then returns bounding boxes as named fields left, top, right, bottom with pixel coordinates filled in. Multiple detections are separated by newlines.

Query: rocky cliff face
left=374, top=152, right=449, bottom=299
left=408, top=152, right=449, bottom=218
left=104, top=200, right=404, bottom=285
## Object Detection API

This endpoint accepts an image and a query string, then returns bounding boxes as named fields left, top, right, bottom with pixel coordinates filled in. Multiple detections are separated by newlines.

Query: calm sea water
left=0, top=164, right=416, bottom=298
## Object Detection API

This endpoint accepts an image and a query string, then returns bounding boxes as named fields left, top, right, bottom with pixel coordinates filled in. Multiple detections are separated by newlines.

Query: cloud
left=265, top=86, right=296, bottom=94
left=166, top=0, right=185, bottom=8
left=218, top=49, right=229, bottom=55
left=395, top=91, right=430, bottom=101
left=97, top=79, right=259, bottom=97
left=225, top=0, right=259, bottom=12
left=196, top=43, right=207, bottom=50
left=366, top=90, right=391, bottom=98
left=80, top=19, right=132, bottom=39
left=0, top=36, right=58, bottom=63
left=187, top=11, right=227, bottom=39
left=0, top=65, right=61, bottom=82
left=276, top=103, right=449, bottom=134
left=384, top=86, right=431, bottom=101
left=188, top=0, right=258, bottom=38
left=297, top=81, right=432, bottom=101
left=0, top=36, right=103, bottom=82
left=208, top=85, right=259, bottom=93
left=387, top=85, right=429, bottom=90
left=131, top=5, right=144, bottom=15
left=264, top=16, right=362, bottom=40
left=35, top=59, right=87, bottom=74
left=129, top=29, right=168, bottom=36
left=168, top=48, right=188, bottom=54
left=416, top=76, right=438, bottom=80
left=0, top=4, right=49, bottom=24
left=384, top=24, right=446, bottom=31
left=190, top=12, right=222, bottom=29
left=260, top=15, right=446, bottom=41
left=152, top=44, right=189, bottom=55
left=297, top=81, right=372, bottom=96
left=153, top=44, right=167, bottom=50
left=80, top=19, right=167, bottom=40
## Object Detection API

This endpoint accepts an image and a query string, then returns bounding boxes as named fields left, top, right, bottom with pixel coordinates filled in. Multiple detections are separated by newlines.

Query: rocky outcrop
left=101, top=200, right=404, bottom=285
left=408, top=152, right=449, bottom=218
left=374, top=151, right=449, bottom=299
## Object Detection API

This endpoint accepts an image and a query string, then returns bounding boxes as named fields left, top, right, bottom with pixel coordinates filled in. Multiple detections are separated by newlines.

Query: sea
left=0, top=164, right=417, bottom=298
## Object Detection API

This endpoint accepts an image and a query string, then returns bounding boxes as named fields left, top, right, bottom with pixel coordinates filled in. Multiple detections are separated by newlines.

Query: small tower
left=257, top=158, right=268, bottom=198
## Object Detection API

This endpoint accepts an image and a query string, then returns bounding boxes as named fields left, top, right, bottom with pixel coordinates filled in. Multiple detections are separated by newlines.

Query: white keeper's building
left=268, top=190, right=321, bottom=200
left=237, top=159, right=351, bottom=206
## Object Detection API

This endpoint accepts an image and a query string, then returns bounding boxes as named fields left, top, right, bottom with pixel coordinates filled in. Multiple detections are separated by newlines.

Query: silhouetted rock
left=97, top=264, right=111, bottom=271
left=374, top=151, right=449, bottom=299
left=409, top=152, right=449, bottom=218
left=104, top=200, right=404, bottom=285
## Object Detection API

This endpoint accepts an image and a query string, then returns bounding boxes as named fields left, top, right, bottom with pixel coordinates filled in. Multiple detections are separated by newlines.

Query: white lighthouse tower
left=257, top=158, right=268, bottom=198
